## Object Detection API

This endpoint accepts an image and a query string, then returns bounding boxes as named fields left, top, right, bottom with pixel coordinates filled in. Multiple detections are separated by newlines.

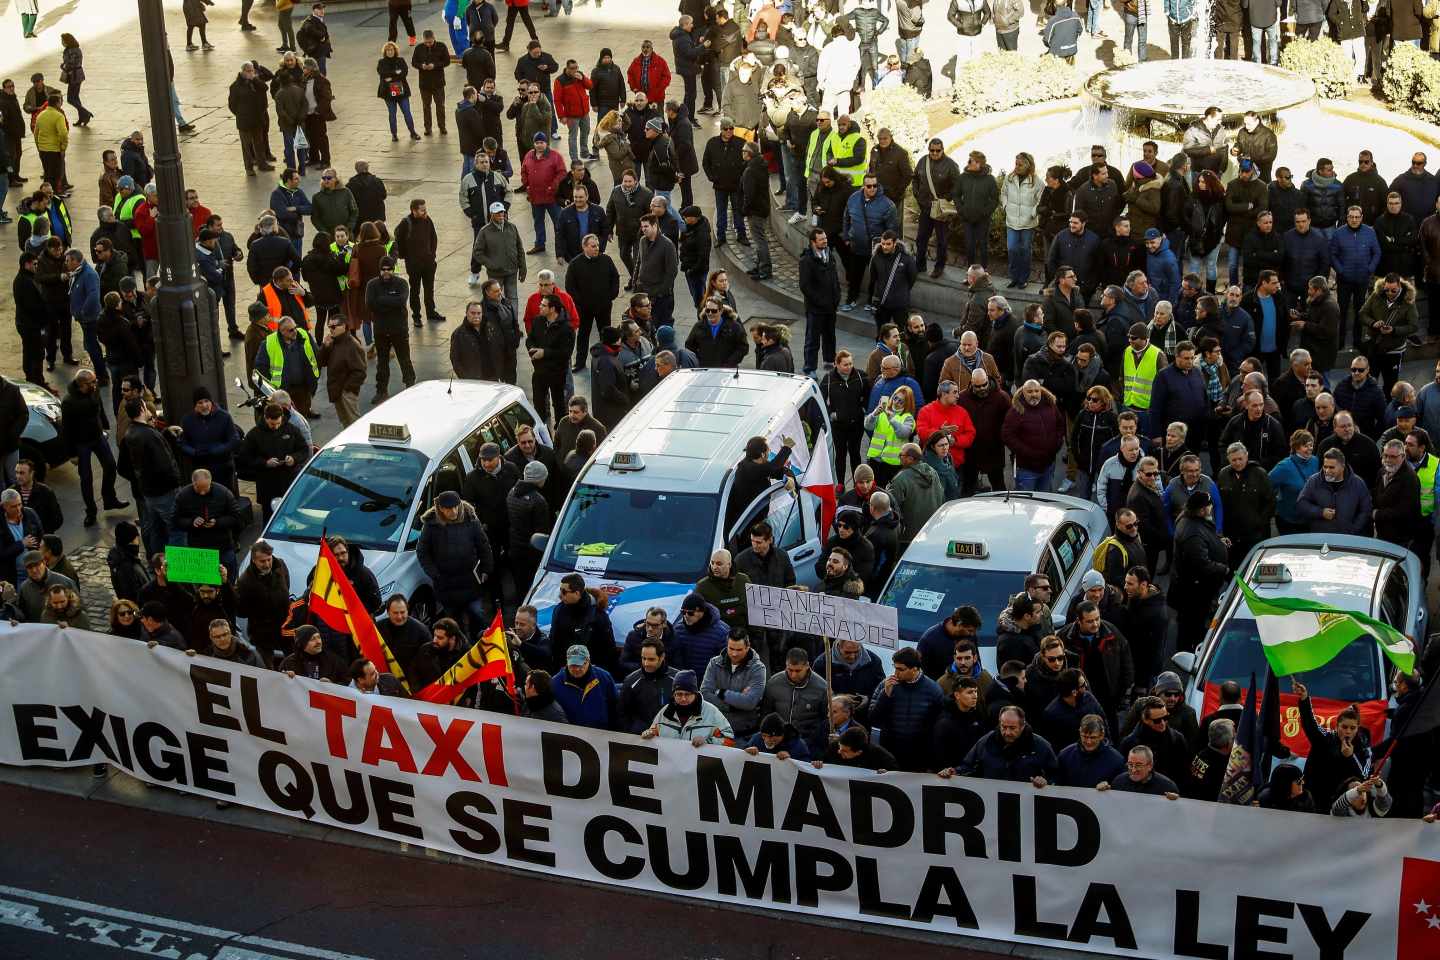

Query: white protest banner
left=744, top=584, right=899, bottom=649
left=3, top=623, right=1439, bottom=960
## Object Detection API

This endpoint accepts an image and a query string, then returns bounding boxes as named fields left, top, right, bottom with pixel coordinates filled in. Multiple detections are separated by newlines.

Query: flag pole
left=824, top=633, right=833, bottom=739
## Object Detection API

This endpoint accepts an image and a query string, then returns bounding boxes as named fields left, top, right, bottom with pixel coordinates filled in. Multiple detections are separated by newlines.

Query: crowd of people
left=4, top=0, right=1440, bottom=822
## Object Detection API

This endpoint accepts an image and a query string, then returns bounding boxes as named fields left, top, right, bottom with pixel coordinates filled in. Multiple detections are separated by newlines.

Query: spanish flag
left=309, top=537, right=411, bottom=694
left=415, top=612, right=514, bottom=705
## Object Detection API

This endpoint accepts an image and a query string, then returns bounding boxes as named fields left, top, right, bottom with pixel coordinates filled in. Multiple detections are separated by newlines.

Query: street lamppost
left=136, top=0, right=225, bottom=421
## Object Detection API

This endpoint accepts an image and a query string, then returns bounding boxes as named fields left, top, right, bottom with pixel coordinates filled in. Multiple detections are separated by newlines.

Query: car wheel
left=408, top=589, right=435, bottom=627
left=19, top=441, right=47, bottom=482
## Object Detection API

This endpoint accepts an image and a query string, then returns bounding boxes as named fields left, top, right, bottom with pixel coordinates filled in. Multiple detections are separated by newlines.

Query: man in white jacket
left=817, top=26, right=862, bottom=119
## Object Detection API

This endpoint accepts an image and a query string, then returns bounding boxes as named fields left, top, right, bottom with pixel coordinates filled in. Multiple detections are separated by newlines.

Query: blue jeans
left=685, top=268, right=708, bottom=307
left=781, top=143, right=806, bottom=213
left=1250, top=24, right=1278, bottom=64
left=896, top=36, right=921, bottom=63
left=282, top=129, right=298, bottom=170
left=564, top=114, right=591, bottom=163
left=1226, top=244, right=1241, bottom=286
left=1124, top=14, right=1148, bottom=60
left=0, top=179, right=9, bottom=217
left=545, top=0, right=572, bottom=15
left=1087, top=0, right=1101, bottom=32
left=315, top=57, right=327, bottom=76
left=141, top=490, right=178, bottom=560
left=386, top=98, right=417, bottom=136
left=461, top=154, right=474, bottom=179
left=169, top=85, right=188, bottom=126
left=1015, top=465, right=1053, bottom=492
left=713, top=188, right=746, bottom=241
left=530, top=202, right=561, bottom=247
left=1007, top=227, right=1034, bottom=285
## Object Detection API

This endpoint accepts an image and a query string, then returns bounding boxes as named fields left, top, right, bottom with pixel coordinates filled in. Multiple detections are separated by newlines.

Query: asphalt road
left=0, top=782, right=1012, bottom=960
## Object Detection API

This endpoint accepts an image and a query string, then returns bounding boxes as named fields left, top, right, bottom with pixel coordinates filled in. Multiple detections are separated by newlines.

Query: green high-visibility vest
left=831, top=130, right=866, bottom=186
left=865, top=411, right=912, bottom=466
left=263, top=329, right=319, bottom=388
left=1417, top=453, right=1438, bottom=517
left=114, top=193, right=144, bottom=240
left=1123, top=344, right=1161, bottom=410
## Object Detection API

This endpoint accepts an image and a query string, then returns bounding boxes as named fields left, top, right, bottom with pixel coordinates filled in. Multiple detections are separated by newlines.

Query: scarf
left=957, top=350, right=979, bottom=372
left=1309, top=170, right=1338, bottom=189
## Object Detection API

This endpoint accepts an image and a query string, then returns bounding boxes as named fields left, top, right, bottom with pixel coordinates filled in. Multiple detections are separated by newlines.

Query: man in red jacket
left=521, top=132, right=567, bottom=254
left=1002, top=380, right=1067, bottom=492
left=626, top=40, right=671, bottom=108
left=915, top=380, right=977, bottom=467
left=552, top=60, right=595, bottom=166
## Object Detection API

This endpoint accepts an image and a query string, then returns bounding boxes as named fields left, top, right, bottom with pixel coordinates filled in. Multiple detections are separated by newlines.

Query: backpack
left=1092, top=536, right=1128, bottom=575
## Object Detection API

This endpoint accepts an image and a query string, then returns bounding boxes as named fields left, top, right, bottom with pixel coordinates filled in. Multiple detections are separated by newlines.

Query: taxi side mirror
left=1170, top=651, right=1196, bottom=677
left=530, top=532, right=550, bottom=553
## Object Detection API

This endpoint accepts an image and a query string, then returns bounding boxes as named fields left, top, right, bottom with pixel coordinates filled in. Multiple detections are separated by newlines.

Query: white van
left=526, top=368, right=835, bottom=638
left=249, top=381, right=548, bottom=624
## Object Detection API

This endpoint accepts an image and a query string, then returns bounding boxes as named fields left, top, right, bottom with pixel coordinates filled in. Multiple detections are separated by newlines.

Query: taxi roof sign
left=947, top=540, right=988, bottom=560
left=368, top=423, right=412, bottom=444
left=1253, top=562, right=1291, bottom=585
left=609, top=451, right=646, bottom=472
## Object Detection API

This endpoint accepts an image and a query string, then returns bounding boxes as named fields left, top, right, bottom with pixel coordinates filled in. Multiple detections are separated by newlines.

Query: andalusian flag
left=309, top=538, right=411, bottom=693
left=415, top=612, right=515, bottom=705
left=1235, top=576, right=1416, bottom=677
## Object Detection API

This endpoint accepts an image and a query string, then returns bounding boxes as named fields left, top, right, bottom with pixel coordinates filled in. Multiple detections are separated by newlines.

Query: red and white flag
left=771, top=410, right=836, bottom=538
left=1398, top=856, right=1440, bottom=959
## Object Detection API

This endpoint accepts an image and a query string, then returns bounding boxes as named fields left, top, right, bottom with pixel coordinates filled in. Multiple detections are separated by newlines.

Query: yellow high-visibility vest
left=1123, top=344, right=1161, bottom=410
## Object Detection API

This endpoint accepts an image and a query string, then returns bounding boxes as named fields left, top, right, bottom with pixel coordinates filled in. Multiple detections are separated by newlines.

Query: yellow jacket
left=33, top=107, right=68, bottom=153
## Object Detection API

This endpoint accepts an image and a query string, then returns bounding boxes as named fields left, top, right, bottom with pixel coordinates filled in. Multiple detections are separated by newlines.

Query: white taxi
left=249, top=381, right=548, bottom=623
left=876, top=492, right=1111, bottom=669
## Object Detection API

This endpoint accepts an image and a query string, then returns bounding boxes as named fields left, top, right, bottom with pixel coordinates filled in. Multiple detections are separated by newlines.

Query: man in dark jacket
left=685, top=300, right=746, bottom=366
left=506, top=460, right=551, bottom=593
left=227, top=63, right=273, bottom=176
left=171, top=467, right=242, bottom=577
left=670, top=591, right=731, bottom=675
left=619, top=635, right=678, bottom=733
left=411, top=30, right=451, bottom=136
left=241, top=403, right=308, bottom=524
left=365, top=257, right=414, bottom=401
left=58, top=370, right=127, bottom=526
left=394, top=199, right=443, bottom=325
left=417, top=490, right=493, bottom=632
left=345, top=161, right=388, bottom=226
left=868, top=647, right=943, bottom=772
left=702, top=120, right=747, bottom=244
left=1056, top=602, right=1134, bottom=732
left=462, top=442, right=520, bottom=607
left=1170, top=491, right=1229, bottom=653
left=589, top=325, right=630, bottom=429
left=798, top=227, right=841, bottom=375
left=953, top=705, right=1058, bottom=783
left=120, top=399, right=183, bottom=557
left=526, top=292, right=577, bottom=426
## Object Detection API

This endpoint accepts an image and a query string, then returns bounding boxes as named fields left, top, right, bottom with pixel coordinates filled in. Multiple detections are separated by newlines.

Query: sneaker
left=429, top=312, right=447, bottom=322
left=863, top=303, right=876, bottom=312
left=408, top=35, right=417, bottom=45
left=202, top=43, right=215, bottom=50
left=841, top=301, right=857, bottom=312
left=787, top=212, right=804, bottom=225
left=186, top=44, right=199, bottom=51
left=468, top=272, right=481, bottom=285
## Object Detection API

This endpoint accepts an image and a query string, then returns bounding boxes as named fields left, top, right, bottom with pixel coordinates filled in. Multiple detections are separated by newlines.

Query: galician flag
left=1234, top=576, right=1415, bottom=677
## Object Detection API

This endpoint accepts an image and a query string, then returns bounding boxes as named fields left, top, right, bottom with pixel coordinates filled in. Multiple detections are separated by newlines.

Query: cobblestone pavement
left=0, top=0, right=876, bottom=562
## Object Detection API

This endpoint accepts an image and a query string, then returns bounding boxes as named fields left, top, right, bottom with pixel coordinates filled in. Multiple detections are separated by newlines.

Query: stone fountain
left=935, top=59, right=1440, bottom=185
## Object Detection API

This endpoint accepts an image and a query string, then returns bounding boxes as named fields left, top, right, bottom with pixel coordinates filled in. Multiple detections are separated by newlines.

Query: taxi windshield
left=879, top=561, right=1018, bottom=648
left=265, top=445, right=426, bottom=551
left=1206, top=619, right=1382, bottom=703
left=548, top=483, right=719, bottom=581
